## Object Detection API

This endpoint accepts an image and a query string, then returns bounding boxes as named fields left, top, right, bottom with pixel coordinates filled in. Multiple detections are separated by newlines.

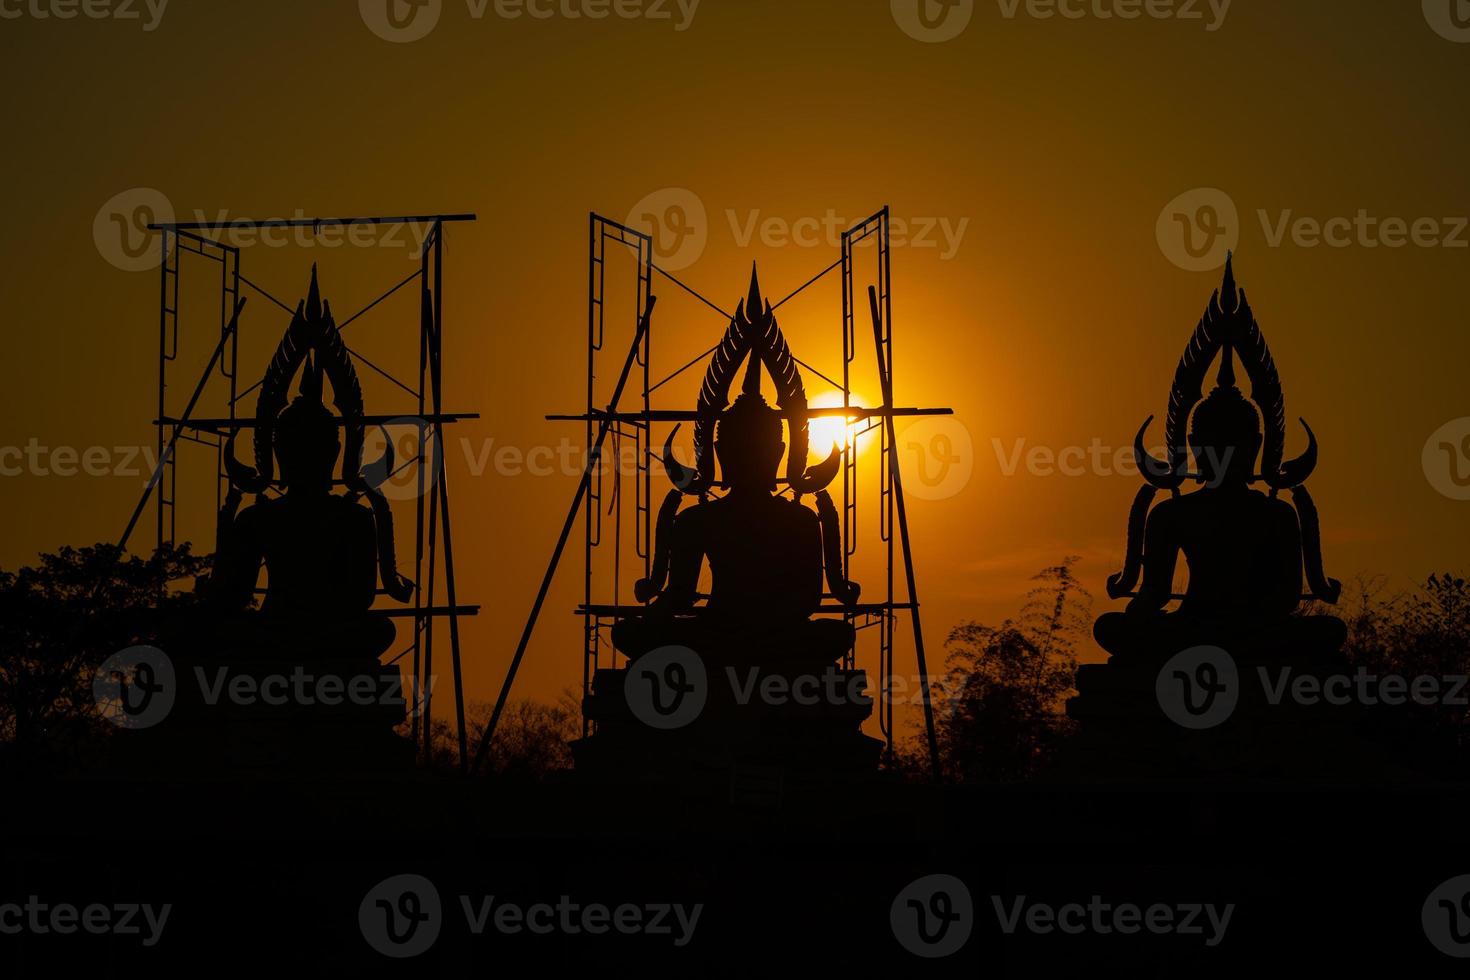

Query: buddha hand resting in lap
left=202, top=269, right=412, bottom=662
left=1096, top=256, right=1344, bottom=663
left=612, top=267, right=859, bottom=671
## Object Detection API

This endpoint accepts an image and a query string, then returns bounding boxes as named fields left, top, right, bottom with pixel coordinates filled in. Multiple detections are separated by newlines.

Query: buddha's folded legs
left=610, top=617, right=711, bottom=660
left=163, top=610, right=397, bottom=662
left=1095, top=610, right=1346, bottom=663
left=612, top=615, right=855, bottom=668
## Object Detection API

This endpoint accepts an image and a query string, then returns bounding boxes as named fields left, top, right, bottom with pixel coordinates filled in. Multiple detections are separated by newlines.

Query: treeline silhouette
left=0, top=542, right=207, bottom=773
left=3, top=542, right=1469, bottom=783
left=421, top=692, right=581, bottom=781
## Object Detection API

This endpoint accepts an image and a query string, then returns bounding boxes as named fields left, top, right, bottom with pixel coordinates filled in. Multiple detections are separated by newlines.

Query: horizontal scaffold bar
left=156, top=413, right=477, bottom=430
left=148, top=213, right=478, bottom=231
left=370, top=605, right=481, bottom=618
left=578, top=602, right=917, bottom=617
left=546, top=406, right=952, bottom=422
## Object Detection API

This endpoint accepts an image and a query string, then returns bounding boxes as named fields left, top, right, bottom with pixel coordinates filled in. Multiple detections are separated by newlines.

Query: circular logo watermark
left=360, top=874, right=442, bottom=958
left=93, top=188, right=174, bottom=273
left=362, top=417, right=441, bottom=501
left=891, top=874, right=974, bottom=957
left=626, top=187, right=708, bottom=272
left=93, top=645, right=176, bottom=729
left=1423, top=875, right=1470, bottom=957
left=1156, top=188, right=1239, bottom=272
left=891, top=0, right=975, bottom=43
left=898, top=417, right=974, bottom=501
left=1423, top=417, right=1470, bottom=501
left=1156, top=645, right=1239, bottom=730
left=360, top=0, right=442, bottom=43
left=624, top=645, right=707, bottom=730
left=1424, top=0, right=1470, bottom=42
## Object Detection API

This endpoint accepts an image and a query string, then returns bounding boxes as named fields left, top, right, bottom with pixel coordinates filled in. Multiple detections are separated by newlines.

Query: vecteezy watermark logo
left=0, top=0, right=169, bottom=30
left=1156, top=645, right=1238, bottom=730
left=1424, top=0, right=1470, bottom=43
left=1257, top=667, right=1470, bottom=708
left=728, top=209, right=970, bottom=259
left=0, top=440, right=160, bottom=481
left=994, top=895, right=1234, bottom=946
left=899, top=417, right=975, bottom=501
left=360, top=876, right=702, bottom=955
left=891, top=0, right=974, bottom=42
left=361, top=0, right=699, bottom=41
left=990, top=437, right=1234, bottom=484
left=93, top=188, right=174, bottom=272
left=1425, top=875, right=1470, bottom=955
left=360, top=0, right=443, bottom=42
left=1258, top=209, right=1469, bottom=250
left=193, top=665, right=408, bottom=710
left=1423, top=417, right=1470, bottom=501
left=995, top=0, right=1231, bottom=30
left=626, top=187, right=708, bottom=272
left=461, top=895, right=702, bottom=944
left=93, top=646, right=176, bottom=729
left=624, top=645, right=707, bottom=729
left=627, top=192, right=972, bottom=268
left=1156, top=188, right=1238, bottom=272
left=94, top=647, right=408, bottom=726
left=1163, top=193, right=1469, bottom=260
left=724, top=666, right=872, bottom=709
left=360, top=874, right=443, bottom=958
left=1424, top=875, right=1470, bottom=956
left=363, top=417, right=441, bottom=501
left=891, top=874, right=974, bottom=957
left=0, top=898, right=172, bottom=947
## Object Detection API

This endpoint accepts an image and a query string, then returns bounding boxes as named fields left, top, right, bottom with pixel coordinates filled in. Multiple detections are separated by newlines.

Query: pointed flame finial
left=1220, top=251, right=1237, bottom=314
left=740, top=264, right=764, bottom=399
left=307, top=264, right=322, bottom=321
left=747, top=262, right=764, bottom=321
left=1214, top=251, right=1238, bottom=387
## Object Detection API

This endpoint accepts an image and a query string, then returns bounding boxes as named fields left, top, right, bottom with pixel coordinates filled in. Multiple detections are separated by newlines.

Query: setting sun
left=806, top=391, right=865, bottom=456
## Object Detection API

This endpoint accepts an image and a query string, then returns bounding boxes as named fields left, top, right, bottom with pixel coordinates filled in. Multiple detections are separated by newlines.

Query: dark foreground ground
left=1, top=766, right=1464, bottom=977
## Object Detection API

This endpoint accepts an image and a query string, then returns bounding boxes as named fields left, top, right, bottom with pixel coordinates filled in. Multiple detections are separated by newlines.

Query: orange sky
left=3, top=1, right=1469, bottom=738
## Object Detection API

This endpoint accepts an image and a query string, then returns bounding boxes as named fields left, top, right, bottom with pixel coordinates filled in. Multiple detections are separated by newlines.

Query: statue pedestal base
left=572, top=664, right=884, bottom=798
left=1059, top=620, right=1393, bottom=779
left=120, top=657, right=413, bottom=775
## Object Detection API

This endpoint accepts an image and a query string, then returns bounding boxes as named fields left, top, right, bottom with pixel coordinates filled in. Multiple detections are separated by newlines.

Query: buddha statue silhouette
left=208, top=266, right=412, bottom=661
left=1094, top=254, right=1345, bottom=661
left=611, top=266, right=861, bottom=670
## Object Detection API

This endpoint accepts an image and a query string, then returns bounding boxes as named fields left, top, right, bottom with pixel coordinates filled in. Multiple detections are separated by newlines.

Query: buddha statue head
left=1188, top=377, right=1262, bottom=489
left=658, top=264, right=839, bottom=497
left=274, top=356, right=342, bottom=493
left=1134, top=254, right=1317, bottom=494
left=226, top=266, right=367, bottom=497
left=716, top=389, right=785, bottom=494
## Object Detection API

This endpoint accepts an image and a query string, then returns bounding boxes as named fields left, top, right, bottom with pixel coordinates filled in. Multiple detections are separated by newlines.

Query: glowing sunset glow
left=0, top=3, right=1466, bottom=736
left=805, top=391, right=865, bottom=457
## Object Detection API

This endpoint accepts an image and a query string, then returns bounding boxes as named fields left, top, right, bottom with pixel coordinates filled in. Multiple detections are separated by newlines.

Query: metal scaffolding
left=119, top=213, right=481, bottom=771
left=473, top=206, right=949, bottom=777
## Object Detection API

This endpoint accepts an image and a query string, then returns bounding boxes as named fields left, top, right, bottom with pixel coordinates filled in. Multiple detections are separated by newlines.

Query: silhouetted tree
left=0, top=542, right=209, bottom=772
left=927, top=557, right=1091, bottom=782
left=422, top=692, right=580, bottom=781
left=1327, top=572, right=1470, bottom=770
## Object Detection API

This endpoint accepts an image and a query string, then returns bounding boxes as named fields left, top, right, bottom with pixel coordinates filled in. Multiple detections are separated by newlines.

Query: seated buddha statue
left=1095, top=255, right=1344, bottom=665
left=611, top=267, right=860, bottom=672
left=204, top=268, right=413, bottom=663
